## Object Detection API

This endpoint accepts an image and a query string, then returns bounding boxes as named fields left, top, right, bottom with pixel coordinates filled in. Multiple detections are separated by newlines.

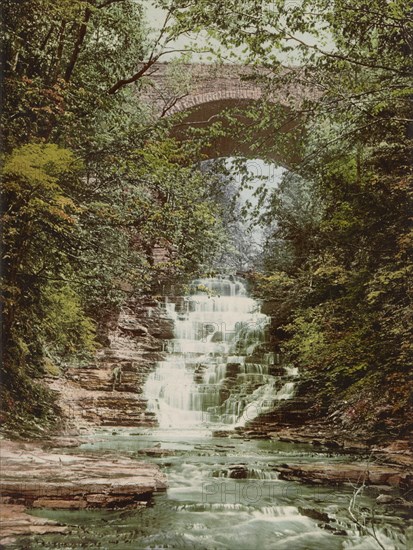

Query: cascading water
left=144, top=276, right=295, bottom=430
left=33, top=276, right=406, bottom=550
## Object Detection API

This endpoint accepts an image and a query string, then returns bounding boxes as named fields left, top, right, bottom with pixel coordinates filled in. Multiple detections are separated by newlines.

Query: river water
left=28, top=277, right=407, bottom=549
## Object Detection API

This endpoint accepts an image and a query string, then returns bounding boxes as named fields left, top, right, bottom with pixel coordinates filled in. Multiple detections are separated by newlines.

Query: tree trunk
left=64, top=6, right=92, bottom=82
left=50, top=20, right=67, bottom=83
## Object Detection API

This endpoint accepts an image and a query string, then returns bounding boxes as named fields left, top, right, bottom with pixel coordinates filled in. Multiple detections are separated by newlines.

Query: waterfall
left=144, top=276, right=295, bottom=429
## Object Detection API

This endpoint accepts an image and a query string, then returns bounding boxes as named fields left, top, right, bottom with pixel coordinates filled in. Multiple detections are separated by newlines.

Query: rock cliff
left=48, top=298, right=174, bottom=432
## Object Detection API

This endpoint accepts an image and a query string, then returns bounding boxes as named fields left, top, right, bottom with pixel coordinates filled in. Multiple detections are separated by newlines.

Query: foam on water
left=144, top=276, right=296, bottom=430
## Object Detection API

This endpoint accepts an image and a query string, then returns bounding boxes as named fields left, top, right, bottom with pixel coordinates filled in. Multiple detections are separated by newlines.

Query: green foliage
left=1, top=0, right=148, bottom=147
left=284, top=309, right=326, bottom=368
left=1, top=2, right=235, bottom=434
left=1, top=143, right=95, bottom=431
left=2, top=143, right=81, bottom=318
left=2, top=0, right=411, bottom=440
left=204, top=0, right=413, bottom=433
left=41, top=284, right=96, bottom=360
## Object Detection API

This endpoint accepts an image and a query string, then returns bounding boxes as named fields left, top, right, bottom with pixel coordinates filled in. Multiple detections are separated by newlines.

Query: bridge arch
left=170, top=97, right=300, bottom=167
left=140, top=62, right=309, bottom=166
left=140, top=63, right=308, bottom=264
left=168, top=89, right=264, bottom=115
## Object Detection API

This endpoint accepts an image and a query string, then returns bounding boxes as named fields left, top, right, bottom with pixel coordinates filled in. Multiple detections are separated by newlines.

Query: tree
left=161, top=0, right=413, bottom=436
left=1, top=143, right=94, bottom=430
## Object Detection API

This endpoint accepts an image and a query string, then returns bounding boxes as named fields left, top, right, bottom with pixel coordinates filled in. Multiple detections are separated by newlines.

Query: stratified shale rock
left=0, top=440, right=167, bottom=510
left=0, top=439, right=167, bottom=545
left=0, top=504, right=67, bottom=546
left=275, top=462, right=412, bottom=489
left=47, top=298, right=174, bottom=431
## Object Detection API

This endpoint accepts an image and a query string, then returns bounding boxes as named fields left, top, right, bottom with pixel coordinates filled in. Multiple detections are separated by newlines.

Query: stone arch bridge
left=141, top=62, right=308, bottom=117
left=140, top=63, right=316, bottom=265
left=140, top=62, right=316, bottom=161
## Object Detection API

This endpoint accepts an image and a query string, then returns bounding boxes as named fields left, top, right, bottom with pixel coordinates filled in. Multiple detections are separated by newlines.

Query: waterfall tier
left=144, top=277, right=295, bottom=429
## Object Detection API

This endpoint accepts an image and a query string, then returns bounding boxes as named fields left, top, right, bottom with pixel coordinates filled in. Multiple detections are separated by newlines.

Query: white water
left=33, top=277, right=406, bottom=550
left=144, top=276, right=296, bottom=430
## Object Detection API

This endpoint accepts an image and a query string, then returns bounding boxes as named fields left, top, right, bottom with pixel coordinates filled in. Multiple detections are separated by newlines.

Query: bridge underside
left=169, top=99, right=302, bottom=167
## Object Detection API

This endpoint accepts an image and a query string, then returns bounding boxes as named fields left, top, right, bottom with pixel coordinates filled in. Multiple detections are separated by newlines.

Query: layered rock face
left=0, top=440, right=167, bottom=510
left=241, top=395, right=312, bottom=437
left=0, top=439, right=167, bottom=545
left=48, top=298, right=174, bottom=431
left=275, top=462, right=412, bottom=489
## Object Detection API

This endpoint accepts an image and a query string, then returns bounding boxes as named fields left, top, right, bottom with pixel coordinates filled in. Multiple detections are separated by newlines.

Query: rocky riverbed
left=1, top=293, right=411, bottom=548
left=11, top=429, right=411, bottom=550
left=0, top=439, right=167, bottom=545
left=213, top=426, right=413, bottom=487
left=0, top=504, right=67, bottom=546
left=0, top=298, right=174, bottom=546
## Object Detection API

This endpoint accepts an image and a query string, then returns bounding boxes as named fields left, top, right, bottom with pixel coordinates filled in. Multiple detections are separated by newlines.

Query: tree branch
left=160, top=92, right=190, bottom=117
left=282, top=32, right=411, bottom=77
left=64, top=5, right=93, bottom=82
left=107, top=49, right=196, bottom=94
left=107, top=55, right=161, bottom=94
left=107, top=5, right=199, bottom=95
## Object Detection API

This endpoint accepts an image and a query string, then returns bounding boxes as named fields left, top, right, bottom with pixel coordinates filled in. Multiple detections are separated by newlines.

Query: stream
left=27, top=277, right=407, bottom=549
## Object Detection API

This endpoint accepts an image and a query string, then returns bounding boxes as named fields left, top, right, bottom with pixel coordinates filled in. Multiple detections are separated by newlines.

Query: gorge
left=1, top=276, right=411, bottom=549
left=2, top=0, right=412, bottom=548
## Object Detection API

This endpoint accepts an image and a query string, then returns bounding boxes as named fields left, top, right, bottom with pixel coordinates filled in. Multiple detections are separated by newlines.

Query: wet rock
left=0, top=440, right=167, bottom=512
left=242, top=431, right=271, bottom=439
left=0, top=504, right=67, bottom=546
left=314, top=439, right=341, bottom=449
left=42, top=437, right=82, bottom=449
left=226, top=363, right=241, bottom=376
left=215, top=464, right=249, bottom=479
left=227, top=465, right=248, bottom=479
left=321, top=523, right=347, bottom=536
left=298, top=507, right=330, bottom=522
left=268, top=366, right=288, bottom=377
left=275, top=434, right=310, bottom=445
left=137, top=447, right=175, bottom=457
left=376, top=494, right=396, bottom=504
left=212, top=430, right=234, bottom=438
left=194, top=363, right=208, bottom=383
left=241, top=398, right=312, bottom=434
left=393, top=497, right=413, bottom=508
left=276, top=463, right=411, bottom=488
left=376, top=494, right=413, bottom=509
